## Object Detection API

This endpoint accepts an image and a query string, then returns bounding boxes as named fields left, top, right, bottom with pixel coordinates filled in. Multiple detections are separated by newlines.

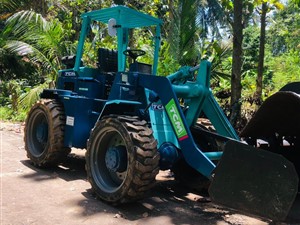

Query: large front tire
left=86, top=115, right=159, bottom=203
left=24, top=99, right=71, bottom=167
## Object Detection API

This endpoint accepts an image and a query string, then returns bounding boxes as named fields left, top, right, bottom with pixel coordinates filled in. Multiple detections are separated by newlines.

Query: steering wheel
left=123, top=49, right=146, bottom=61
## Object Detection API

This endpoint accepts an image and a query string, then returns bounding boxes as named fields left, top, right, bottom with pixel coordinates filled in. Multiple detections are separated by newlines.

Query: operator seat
left=97, top=48, right=118, bottom=72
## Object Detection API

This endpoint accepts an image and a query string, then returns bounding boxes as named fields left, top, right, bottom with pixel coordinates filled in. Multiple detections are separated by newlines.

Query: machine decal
left=165, top=99, right=188, bottom=140
left=151, top=104, right=164, bottom=111
left=64, top=71, right=76, bottom=77
left=66, top=116, right=75, bottom=126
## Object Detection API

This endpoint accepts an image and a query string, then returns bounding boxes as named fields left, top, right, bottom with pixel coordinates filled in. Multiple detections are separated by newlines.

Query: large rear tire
left=24, top=99, right=71, bottom=167
left=86, top=115, right=159, bottom=203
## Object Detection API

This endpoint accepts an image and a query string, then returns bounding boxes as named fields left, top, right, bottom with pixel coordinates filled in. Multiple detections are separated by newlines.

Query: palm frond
left=18, top=82, right=48, bottom=110
left=4, top=10, right=75, bottom=76
left=168, top=0, right=232, bottom=66
left=0, top=0, right=20, bottom=11
left=5, top=10, right=48, bottom=36
left=5, top=40, right=55, bottom=73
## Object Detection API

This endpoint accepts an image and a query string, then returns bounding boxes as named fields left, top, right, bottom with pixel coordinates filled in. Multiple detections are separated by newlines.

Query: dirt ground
left=1, top=121, right=299, bottom=225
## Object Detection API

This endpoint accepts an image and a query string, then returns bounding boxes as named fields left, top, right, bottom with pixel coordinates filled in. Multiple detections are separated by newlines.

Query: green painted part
left=196, top=62, right=238, bottom=139
left=145, top=89, right=179, bottom=148
left=169, top=62, right=211, bottom=127
left=153, top=25, right=161, bottom=75
left=185, top=61, right=211, bottom=126
left=169, top=60, right=239, bottom=140
left=167, top=66, right=192, bottom=83
left=165, top=99, right=188, bottom=139
left=81, top=6, right=162, bottom=28
left=105, top=100, right=142, bottom=105
left=204, top=151, right=223, bottom=161
left=74, top=16, right=90, bottom=72
left=117, top=28, right=128, bottom=71
left=203, top=93, right=239, bottom=139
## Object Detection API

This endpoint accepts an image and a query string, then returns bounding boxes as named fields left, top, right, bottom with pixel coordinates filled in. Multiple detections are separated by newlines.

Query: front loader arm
left=137, top=60, right=239, bottom=178
left=168, top=61, right=239, bottom=139
left=138, top=72, right=216, bottom=178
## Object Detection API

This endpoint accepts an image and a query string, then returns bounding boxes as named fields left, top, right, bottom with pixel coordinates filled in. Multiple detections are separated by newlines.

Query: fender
left=99, top=99, right=142, bottom=119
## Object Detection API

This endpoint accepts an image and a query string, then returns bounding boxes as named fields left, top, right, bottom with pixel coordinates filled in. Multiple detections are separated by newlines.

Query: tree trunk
left=29, top=0, right=47, bottom=17
left=230, top=0, right=243, bottom=128
left=254, top=2, right=267, bottom=107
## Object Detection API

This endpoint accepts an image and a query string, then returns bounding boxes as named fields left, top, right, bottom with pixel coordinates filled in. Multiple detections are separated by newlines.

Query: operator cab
left=57, top=6, right=162, bottom=100
left=73, top=6, right=161, bottom=75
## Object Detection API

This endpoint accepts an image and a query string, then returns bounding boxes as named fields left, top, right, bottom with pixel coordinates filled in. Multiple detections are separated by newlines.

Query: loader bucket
left=240, top=91, right=300, bottom=138
left=240, top=91, right=300, bottom=190
left=208, top=140, right=299, bottom=221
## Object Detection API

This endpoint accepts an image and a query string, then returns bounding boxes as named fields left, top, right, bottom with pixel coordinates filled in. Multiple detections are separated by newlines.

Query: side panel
left=57, top=68, right=107, bottom=99
left=61, top=96, right=105, bottom=148
left=99, top=100, right=142, bottom=119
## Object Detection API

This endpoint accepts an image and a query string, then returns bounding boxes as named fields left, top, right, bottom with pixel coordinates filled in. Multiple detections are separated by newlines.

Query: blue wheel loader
left=24, top=6, right=299, bottom=221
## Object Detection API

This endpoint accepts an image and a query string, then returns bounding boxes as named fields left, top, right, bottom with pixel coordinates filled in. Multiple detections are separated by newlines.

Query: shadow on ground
left=76, top=179, right=245, bottom=225
left=20, top=153, right=86, bottom=182
left=20, top=151, right=300, bottom=225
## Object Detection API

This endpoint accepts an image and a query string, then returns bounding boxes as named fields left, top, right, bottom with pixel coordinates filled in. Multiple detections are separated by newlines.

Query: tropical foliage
left=0, top=0, right=300, bottom=131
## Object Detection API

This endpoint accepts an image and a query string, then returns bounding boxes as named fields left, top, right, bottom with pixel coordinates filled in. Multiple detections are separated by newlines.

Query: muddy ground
left=1, top=121, right=299, bottom=225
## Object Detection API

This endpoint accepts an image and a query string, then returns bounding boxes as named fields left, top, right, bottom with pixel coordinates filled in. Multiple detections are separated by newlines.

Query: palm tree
left=2, top=10, right=76, bottom=110
left=229, top=0, right=243, bottom=127
left=0, top=0, right=48, bottom=16
left=6, top=11, right=76, bottom=76
left=254, top=0, right=284, bottom=106
left=167, top=0, right=230, bottom=66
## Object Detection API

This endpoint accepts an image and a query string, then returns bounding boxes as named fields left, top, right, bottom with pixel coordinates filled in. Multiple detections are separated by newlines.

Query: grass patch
left=0, top=107, right=27, bottom=122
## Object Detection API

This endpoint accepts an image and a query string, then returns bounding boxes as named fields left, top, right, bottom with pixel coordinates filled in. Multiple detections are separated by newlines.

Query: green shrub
left=0, top=106, right=27, bottom=122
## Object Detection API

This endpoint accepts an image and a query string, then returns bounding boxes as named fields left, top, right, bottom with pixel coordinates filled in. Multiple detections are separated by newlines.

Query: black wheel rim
left=27, top=109, right=49, bottom=157
left=90, top=127, right=128, bottom=193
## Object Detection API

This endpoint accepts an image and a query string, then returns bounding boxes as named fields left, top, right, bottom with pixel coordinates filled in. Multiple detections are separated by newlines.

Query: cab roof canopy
left=81, top=5, right=162, bottom=28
